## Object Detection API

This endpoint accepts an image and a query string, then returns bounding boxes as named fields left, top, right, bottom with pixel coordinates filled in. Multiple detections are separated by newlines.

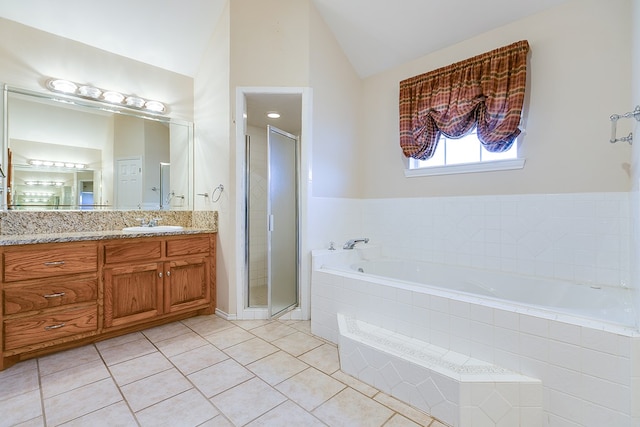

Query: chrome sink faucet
left=343, top=238, right=369, bottom=249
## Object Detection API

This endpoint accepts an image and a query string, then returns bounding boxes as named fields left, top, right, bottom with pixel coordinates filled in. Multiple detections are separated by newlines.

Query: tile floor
left=0, top=316, right=449, bottom=427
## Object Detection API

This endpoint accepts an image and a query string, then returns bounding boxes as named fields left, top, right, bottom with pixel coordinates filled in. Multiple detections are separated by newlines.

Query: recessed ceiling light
left=267, top=112, right=280, bottom=119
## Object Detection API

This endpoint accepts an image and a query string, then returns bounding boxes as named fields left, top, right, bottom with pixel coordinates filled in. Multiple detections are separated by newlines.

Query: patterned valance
left=399, top=40, right=530, bottom=160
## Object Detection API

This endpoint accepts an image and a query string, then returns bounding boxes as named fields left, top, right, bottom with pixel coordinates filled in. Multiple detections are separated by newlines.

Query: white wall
left=194, top=2, right=232, bottom=314
left=360, top=0, right=632, bottom=199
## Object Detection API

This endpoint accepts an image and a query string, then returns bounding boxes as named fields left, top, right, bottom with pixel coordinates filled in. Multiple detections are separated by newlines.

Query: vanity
left=0, top=80, right=216, bottom=371
left=0, top=225, right=216, bottom=371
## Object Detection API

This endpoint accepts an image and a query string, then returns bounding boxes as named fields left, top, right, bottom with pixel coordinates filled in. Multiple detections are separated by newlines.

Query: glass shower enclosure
left=246, top=126, right=299, bottom=318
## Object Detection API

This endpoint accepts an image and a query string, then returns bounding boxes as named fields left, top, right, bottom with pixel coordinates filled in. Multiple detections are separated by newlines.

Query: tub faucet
left=343, top=238, right=369, bottom=249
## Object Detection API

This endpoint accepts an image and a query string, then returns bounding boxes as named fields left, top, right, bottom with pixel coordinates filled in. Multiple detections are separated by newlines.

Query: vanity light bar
left=46, top=78, right=167, bottom=114
left=25, top=181, right=65, bottom=186
left=29, top=159, right=86, bottom=169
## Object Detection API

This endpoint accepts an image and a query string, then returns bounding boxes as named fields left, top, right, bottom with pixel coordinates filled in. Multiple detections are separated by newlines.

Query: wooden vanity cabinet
left=0, top=232, right=216, bottom=371
left=0, top=241, right=100, bottom=363
left=103, top=234, right=213, bottom=330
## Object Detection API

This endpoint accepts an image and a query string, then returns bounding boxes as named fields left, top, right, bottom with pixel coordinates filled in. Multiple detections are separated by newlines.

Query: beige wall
left=229, top=0, right=310, bottom=88
left=0, top=18, right=194, bottom=121
left=360, top=0, right=632, bottom=198
left=309, top=3, right=363, bottom=198
left=194, top=3, right=232, bottom=314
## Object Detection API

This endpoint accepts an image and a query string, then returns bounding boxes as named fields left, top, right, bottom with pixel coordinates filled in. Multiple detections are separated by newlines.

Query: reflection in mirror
left=3, top=85, right=193, bottom=211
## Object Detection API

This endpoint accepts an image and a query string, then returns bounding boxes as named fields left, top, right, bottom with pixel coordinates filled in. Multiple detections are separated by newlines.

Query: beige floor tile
left=331, top=370, right=379, bottom=398
left=38, top=344, right=101, bottom=376
left=276, top=367, right=346, bottom=411
left=188, top=358, right=254, bottom=398
left=43, top=378, right=122, bottom=426
left=0, top=389, right=42, bottom=427
left=60, top=401, right=137, bottom=427
left=375, top=393, right=434, bottom=426
left=204, top=325, right=254, bottom=349
left=0, top=359, right=37, bottom=381
left=135, top=388, right=219, bottom=427
left=247, top=351, right=309, bottom=385
left=154, top=331, right=209, bottom=357
left=12, top=415, right=44, bottom=427
left=246, top=400, right=326, bottom=426
left=231, top=319, right=273, bottom=330
left=0, top=364, right=39, bottom=401
left=224, top=337, right=279, bottom=365
left=120, top=368, right=192, bottom=412
left=250, top=322, right=298, bottom=342
left=142, top=321, right=192, bottom=343
left=109, top=352, right=173, bottom=386
left=183, top=315, right=235, bottom=336
left=210, top=377, right=287, bottom=426
left=298, top=343, right=340, bottom=374
left=98, top=337, right=158, bottom=366
left=169, top=344, right=229, bottom=375
left=272, top=331, right=325, bottom=356
left=40, top=359, right=110, bottom=398
left=384, top=414, right=422, bottom=426
left=198, top=415, right=235, bottom=427
left=285, top=320, right=313, bottom=334
left=313, top=387, right=395, bottom=427
left=94, top=331, right=146, bottom=351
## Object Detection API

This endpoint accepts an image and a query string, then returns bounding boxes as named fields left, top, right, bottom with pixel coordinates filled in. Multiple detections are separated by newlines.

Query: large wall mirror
left=2, top=85, right=193, bottom=211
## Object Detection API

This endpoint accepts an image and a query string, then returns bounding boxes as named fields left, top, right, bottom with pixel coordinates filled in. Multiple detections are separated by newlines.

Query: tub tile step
left=336, top=313, right=542, bottom=427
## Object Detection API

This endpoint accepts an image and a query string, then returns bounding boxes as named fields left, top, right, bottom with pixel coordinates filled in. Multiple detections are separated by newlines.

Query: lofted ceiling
left=0, top=0, right=569, bottom=78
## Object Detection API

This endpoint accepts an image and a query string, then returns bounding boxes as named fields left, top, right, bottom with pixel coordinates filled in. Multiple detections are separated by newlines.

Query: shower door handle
left=268, top=214, right=274, bottom=231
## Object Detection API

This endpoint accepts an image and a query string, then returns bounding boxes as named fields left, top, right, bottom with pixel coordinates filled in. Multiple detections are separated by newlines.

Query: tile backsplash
left=311, top=192, right=630, bottom=287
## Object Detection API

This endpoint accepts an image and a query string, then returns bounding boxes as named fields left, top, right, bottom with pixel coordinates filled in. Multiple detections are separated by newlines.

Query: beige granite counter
left=0, top=210, right=217, bottom=244
left=0, top=227, right=216, bottom=246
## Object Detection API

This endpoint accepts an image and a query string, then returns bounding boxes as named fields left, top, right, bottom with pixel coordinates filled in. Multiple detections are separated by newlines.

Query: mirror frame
left=1, top=84, right=194, bottom=211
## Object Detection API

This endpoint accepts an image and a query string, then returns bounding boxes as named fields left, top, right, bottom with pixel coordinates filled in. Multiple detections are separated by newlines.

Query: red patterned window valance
left=399, top=40, right=530, bottom=160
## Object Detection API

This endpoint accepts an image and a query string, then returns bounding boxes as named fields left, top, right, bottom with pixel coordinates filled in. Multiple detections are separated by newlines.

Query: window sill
left=404, top=158, right=525, bottom=178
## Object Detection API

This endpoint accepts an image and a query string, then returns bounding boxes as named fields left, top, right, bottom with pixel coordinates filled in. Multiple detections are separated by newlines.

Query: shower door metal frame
left=266, top=125, right=300, bottom=318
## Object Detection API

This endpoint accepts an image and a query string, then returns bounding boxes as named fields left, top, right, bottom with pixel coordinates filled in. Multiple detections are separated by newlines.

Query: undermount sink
left=122, top=225, right=184, bottom=233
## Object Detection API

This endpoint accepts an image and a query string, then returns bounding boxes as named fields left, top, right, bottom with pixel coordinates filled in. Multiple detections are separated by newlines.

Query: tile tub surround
left=311, top=263, right=640, bottom=427
left=0, top=317, right=448, bottom=427
left=0, top=210, right=218, bottom=235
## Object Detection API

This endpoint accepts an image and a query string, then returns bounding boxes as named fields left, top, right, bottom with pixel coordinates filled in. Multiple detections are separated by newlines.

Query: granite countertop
left=0, top=227, right=216, bottom=246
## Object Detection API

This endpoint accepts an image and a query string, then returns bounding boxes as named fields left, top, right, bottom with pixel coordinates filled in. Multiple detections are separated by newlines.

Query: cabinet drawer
left=4, top=279, right=98, bottom=315
left=4, top=306, right=98, bottom=350
left=3, top=243, right=98, bottom=282
left=166, top=236, right=210, bottom=257
left=104, top=240, right=162, bottom=264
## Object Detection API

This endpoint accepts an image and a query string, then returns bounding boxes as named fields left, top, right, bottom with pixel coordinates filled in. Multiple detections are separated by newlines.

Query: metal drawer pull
left=43, top=292, right=66, bottom=299
left=159, top=272, right=163, bottom=278
left=43, top=261, right=66, bottom=266
left=166, top=271, right=171, bottom=277
left=44, top=323, right=66, bottom=331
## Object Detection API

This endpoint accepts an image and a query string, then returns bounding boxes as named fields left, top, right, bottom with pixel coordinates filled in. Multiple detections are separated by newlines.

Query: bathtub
left=310, top=248, right=640, bottom=426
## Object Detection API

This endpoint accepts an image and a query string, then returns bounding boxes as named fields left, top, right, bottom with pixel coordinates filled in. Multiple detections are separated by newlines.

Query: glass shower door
left=267, top=126, right=298, bottom=318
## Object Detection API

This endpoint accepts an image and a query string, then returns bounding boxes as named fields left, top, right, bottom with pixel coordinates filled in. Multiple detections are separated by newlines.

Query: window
left=399, top=40, right=529, bottom=178
left=405, top=130, right=525, bottom=177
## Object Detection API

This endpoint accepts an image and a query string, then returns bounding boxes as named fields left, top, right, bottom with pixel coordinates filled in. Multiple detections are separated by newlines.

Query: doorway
left=246, top=126, right=299, bottom=317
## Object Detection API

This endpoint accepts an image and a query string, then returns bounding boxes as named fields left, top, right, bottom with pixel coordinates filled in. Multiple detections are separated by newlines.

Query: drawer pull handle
left=44, top=323, right=66, bottom=331
left=166, top=271, right=171, bottom=277
left=43, top=261, right=66, bottom=266
left=43, top=292, right=66, bottom=299
left=159, top=272, right=163, bottom=278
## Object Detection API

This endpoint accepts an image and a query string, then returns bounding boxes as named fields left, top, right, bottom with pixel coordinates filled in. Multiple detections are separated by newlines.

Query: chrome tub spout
left=343, top=238, right=369, bottom=250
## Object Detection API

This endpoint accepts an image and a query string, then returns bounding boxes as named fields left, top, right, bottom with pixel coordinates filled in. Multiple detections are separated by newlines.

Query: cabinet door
left=104, top=263, right=163, bottom=328
left=164, top=257, right=210, bottom=313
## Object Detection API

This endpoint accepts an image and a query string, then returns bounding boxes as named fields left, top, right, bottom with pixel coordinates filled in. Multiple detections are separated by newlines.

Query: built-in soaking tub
left=310, top=247, right=640, bottom=427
